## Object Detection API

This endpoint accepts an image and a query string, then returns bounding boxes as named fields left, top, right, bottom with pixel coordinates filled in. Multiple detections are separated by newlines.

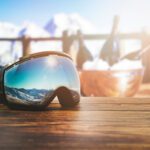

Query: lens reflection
left=4, top=55, right=80, bottom=106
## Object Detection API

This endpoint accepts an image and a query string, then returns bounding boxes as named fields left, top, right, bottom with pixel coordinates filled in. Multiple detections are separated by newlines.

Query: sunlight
left=46, top=55, right=58, bottom=68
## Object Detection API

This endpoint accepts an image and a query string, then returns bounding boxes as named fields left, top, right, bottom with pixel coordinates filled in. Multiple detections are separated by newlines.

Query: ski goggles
left=0, top=51, right=80, bottom=110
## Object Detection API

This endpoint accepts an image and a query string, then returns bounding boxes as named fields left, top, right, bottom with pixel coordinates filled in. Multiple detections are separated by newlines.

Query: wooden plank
left=0, top=38, right=22, bottom=41
left=30, top=37, right=62, bottom=41
left=0, top=33, right=147, bottom=42
left=0, top=37, right=62, bottom=41
left=0, top=97, right=150, bottom=150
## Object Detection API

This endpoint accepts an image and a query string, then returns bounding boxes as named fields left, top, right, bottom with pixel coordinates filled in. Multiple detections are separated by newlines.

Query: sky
left=0, top=0, right=150, bottom=32
left=4, top=55, right=78, bottom=89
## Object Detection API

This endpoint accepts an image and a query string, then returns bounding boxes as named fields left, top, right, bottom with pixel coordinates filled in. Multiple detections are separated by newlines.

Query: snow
left=45, top=13, right=98, bottom=36
left=83, top=58, right=143, bottom=70
left=18, top=22, right=62, bottom=54
left=0, top=22, right=20, bottom=38
left=0, top=22, right=21, bottom=65
left=0, top=13, right=99, bottom=66
left=19, top=22, right=50, bottom=38
left=0, top=13, right=141, bottom=67
left=83, top=58, right=110, bottom=70
left=0, top=22, right=56, bottom=65
left=111, top=59, right=143, bottom=70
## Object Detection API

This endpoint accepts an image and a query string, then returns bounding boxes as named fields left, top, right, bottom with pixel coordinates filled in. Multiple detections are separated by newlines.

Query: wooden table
left=0, top=97, right=150, bottom=150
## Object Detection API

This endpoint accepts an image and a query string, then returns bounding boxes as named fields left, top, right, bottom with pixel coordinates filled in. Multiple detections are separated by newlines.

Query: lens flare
left=46, top=55, right=58, bottom=67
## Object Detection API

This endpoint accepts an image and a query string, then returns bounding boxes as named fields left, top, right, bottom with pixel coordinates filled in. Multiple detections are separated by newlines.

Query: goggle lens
left=4, top=54, right=80, bottom=109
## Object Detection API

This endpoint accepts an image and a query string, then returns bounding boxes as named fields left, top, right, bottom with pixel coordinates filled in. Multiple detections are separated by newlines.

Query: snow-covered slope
left=17, top=22, right=59, bottom=54
left=45, top=13, right=100, bottom=62
left=45, top=13, right=98, bottom=36
left=0, top=15, right=97, bottom=66
left=0, top=22, right=57, bottom=65
left=0, top=14, right=141, bottom=67
left=18, top=22, right=50, bottom=38
left=0, top=22, right=21, bottom=65
left=0, top=22, right=20, bottom=37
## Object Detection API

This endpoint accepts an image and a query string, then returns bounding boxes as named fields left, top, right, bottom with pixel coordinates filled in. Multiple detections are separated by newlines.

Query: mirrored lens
left=4, top=55, right=80, bottom=107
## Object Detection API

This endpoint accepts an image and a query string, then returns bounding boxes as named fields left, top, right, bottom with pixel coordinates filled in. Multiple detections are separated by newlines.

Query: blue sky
left=4, top=56, right=78, bottom=89
left=0, top=0, right=150, bottom=32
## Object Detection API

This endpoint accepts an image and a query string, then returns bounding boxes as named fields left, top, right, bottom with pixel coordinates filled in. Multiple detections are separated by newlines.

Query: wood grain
left=0, top=97, right=150, bottom=150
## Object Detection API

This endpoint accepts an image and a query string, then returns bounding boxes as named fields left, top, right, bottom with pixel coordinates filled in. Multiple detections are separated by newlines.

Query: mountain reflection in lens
left=4, top=55, right=80, bottom=107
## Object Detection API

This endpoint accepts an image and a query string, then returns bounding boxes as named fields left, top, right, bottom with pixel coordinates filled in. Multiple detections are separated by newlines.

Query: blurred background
left=1, top=0, right=150, bottom=97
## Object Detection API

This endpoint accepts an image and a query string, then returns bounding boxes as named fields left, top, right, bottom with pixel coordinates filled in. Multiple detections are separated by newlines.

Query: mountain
left=0, top=22, right=21, bottom=66
left=0, top=14, right=98, bottom=66
left=0, top=22, right=20, bottom=38
left=5, top=86, right=53, bottom=105
left=4, top=86, right=80, bottom=106
left=0, top=15, right=103, bottom=68
left=45, top=13, right=100, bottom=63
left=45, top=13, right=98, bottom=36
left=17, top=22, right=60, bottom=54
left=18, top=22, right=50, bottom=38
left=0, top=22, right=59, bottom=65
left=5, top=86, right=50, bottom=100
